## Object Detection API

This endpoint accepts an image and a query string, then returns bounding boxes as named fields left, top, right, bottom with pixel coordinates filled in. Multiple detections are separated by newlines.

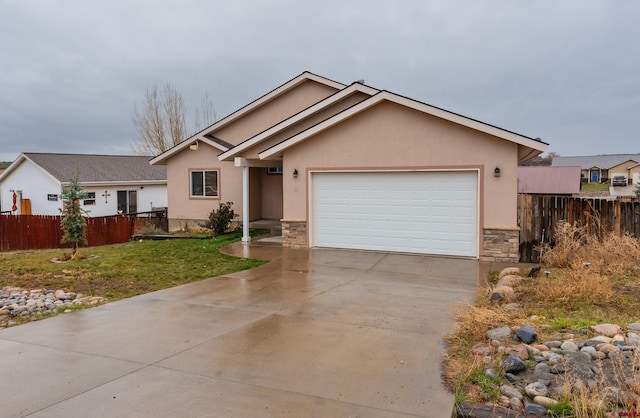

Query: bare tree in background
left=194, top=89, right=216, bottom=133
left=132, top=83, right=216, bottom=156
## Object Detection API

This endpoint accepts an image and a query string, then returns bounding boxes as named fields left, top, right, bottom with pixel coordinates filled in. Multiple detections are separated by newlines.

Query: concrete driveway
left=0, top=239, right=481, bottom=418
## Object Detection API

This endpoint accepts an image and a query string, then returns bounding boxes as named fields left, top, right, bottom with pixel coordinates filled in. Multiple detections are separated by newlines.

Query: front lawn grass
left=580, top=182, right=610, bottom=191
left=0, top=230, right=268, bottom=300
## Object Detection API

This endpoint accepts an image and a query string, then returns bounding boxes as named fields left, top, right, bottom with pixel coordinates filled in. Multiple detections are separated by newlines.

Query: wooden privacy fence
left=0, top=215, right=135, bottom=251
left=129, top=209, right=169, bottom=235
left=518, top=195, right=640, bottom=262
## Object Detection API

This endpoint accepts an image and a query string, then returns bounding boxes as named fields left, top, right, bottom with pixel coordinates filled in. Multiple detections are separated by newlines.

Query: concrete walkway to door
left=0, top=238, right=482, bottom=418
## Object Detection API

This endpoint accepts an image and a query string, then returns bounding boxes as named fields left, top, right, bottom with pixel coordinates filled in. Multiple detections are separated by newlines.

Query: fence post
left=615, top=200, right=621, bottom=236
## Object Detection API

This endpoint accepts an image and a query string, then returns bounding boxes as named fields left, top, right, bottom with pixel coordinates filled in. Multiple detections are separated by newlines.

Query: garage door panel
left=312, top=171, right=478, bottom=257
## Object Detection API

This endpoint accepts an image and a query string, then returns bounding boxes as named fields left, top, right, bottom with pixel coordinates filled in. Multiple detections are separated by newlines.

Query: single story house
left=517, top=166, right=582, bottom=195
left=552, top=154, right=640, bottom=184
left=151, top=71, right=547, bottom=261
left=0, top=153, right=167, bottom=216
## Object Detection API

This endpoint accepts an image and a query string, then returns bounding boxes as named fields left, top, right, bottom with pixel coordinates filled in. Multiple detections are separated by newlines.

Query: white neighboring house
left=0, top=153, right=167, bottom=216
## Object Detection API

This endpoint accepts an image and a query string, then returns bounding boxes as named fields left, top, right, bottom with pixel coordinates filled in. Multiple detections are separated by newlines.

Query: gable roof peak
left=151, top=71, right=347, bottom=164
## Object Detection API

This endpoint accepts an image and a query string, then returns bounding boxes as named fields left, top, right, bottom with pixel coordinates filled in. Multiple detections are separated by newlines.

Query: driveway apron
left=0, top=239, right=480, bottom=417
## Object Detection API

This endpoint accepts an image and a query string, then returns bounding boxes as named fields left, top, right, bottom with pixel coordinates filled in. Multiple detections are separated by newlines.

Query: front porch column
left=242, top=165, right=250, bottom=243
left=234, top=156, right=281, bottom=244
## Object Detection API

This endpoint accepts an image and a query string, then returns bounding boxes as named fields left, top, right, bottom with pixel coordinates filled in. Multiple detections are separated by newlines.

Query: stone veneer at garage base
left=482, top=228, right=520, bottom=262
left=281, top=220, right=520, bottom=262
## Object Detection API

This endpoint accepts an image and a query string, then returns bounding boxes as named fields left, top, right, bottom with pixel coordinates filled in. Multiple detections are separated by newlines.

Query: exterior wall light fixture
left=494, top=166, right=501, bottom=177
left=293, top=169, right=298, bottom=178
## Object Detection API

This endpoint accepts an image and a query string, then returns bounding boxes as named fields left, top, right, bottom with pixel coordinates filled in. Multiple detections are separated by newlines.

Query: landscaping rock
left=498, top=267, right=522, bottom=278
left=503, top=355, right=527, bottom=374
left=560, top=341, right=579, bottom=352
left=515, top=325, right=537, bottom=344
left=543, top=340, right=562, bottom=349
left=580, top=346, right=596, bottom=354
left=470, top=343, right=494, bottom=357
left=627, top=332, right=640, bottom=346
left=525, top=381, right=548, bottom=397
left=500, top=385, right=523, bottom=400
left=490, top=286, right=515, bottom=302
left=524, top=403, right=547, bottom=415
left=505, top=343, right=529, bottom=361
left=533, top=395, right=558, bottom=407
left=597, top=343, right=620, bottom=356
left=496, top=275, right=525, bottom=288
left=564, top=352, right=595, bottom=379
left=533, top=362, right=550, bottom=376
left=486, top=326, right=511, bottom=341
left=526, top=344, right=542, bottom=357
left=509, top=397, right=524, bottom=412
left=504, top=372, right=520, bottom=382
left=591, top=324, right=621, bottom=337
left=0, top=286, right=106, bottom=328
left=588, top=335, right=612, bottom=344
left=457, top=402, right=522, bottom=418
left=628, top=322, right=640, bottom=332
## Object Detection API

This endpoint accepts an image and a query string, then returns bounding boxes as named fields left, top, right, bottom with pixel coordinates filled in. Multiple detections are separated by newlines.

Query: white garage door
left=311, top=171, right=478, bottom=257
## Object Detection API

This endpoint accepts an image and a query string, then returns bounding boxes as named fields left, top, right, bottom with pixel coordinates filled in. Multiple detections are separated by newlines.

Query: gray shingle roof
left=552, top=154, right=640, bottom=170
left=24, top=153, right=166, bottom=183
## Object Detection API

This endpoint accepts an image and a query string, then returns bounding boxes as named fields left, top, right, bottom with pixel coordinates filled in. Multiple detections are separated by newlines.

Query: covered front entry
left=311, top=170, right=479, bottom=257
left=236, top=158, right=283, bottom=243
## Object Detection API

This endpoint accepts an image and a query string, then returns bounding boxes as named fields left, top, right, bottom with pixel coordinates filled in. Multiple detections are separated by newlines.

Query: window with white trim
left=191, top=170, right=219, bottom=197
left=83, top=192, right=96, bottom=206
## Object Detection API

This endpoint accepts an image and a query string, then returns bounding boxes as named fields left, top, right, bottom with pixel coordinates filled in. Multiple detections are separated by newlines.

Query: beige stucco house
left=151, top=72, right=547, bottom=261
left=553, top=154, right=640, bottom=184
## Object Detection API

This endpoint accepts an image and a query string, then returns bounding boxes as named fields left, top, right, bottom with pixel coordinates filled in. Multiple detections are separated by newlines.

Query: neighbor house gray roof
left=518, top=166, right=582, bottom=195
left=552, top=154, right=640, bottom=170
left=22, top=153, right=166, bottom=183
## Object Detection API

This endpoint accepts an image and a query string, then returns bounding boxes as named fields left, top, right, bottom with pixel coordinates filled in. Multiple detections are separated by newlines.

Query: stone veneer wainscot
left=281, top=220, right=307, bottom=249
left=482, top=228, right=520, bottom=262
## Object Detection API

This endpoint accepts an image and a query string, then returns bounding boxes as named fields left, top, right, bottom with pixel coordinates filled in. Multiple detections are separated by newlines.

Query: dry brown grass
left=541, top=220, right=640, bottom=277
left=449, top=303, right=519, bottom=342
left=447, top=219, right=640, bottom=414
left=518, top=267, right=617, bottom=311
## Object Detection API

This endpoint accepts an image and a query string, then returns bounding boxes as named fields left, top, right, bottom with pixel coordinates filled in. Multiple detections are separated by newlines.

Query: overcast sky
left=1, top=1, right=638, bottom=162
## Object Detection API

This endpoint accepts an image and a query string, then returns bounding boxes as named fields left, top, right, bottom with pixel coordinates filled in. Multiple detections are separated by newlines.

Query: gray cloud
left=1, top=0, right=638, bottom=161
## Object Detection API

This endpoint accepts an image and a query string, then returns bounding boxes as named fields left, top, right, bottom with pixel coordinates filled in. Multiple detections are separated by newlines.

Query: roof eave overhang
left=62, top=180, right=168, bottom=187
left=0, top=153, right=26, bottom=182
left=259, top=91, right=549, bottom=161
left=518, top=144, right=547, bottom=163
left=149, top=137, right=229, bottom=165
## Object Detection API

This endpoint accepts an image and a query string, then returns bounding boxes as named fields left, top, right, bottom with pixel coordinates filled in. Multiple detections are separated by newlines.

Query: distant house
left=518, top=166, right=582, bottom=195
left=0, top=153, right=167, bottom=216
left=552, top=154, right=640, bottom=184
